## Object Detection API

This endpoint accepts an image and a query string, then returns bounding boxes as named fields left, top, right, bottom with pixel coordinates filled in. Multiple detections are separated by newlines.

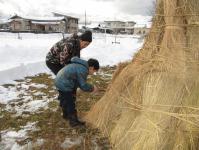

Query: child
left=55, top=56, right=99, bottom=127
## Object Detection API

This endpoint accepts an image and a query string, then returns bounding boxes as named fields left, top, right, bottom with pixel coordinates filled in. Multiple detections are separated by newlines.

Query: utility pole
left=85, top=10, right=87, bottom=28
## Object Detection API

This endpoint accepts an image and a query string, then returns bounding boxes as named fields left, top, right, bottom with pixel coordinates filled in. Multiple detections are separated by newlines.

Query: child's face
left=89, top=67, right=98, bottom=75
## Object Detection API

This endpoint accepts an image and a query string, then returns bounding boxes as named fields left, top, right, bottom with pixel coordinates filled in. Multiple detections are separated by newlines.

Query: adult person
left=46, top=30, right=92, bottom=75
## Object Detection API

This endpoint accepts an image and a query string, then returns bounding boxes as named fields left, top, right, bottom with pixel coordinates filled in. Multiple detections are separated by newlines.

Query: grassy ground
left=0, top=66, right=116, bottom=150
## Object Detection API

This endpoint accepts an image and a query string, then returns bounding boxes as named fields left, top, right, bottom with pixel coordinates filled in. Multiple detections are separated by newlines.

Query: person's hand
left=92, top=85, right=98, bottom=94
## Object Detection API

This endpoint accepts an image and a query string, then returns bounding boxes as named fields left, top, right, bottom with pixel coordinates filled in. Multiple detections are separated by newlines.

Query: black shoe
left=69, top=119, right=85, bottom=127
left=63, top=113, right=68, bottom=119
left=68, top=113, right=85, bottom=127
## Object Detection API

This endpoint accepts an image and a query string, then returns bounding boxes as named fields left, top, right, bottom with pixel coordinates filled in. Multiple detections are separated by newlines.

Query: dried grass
left=85, top=0, right=199, bottom=149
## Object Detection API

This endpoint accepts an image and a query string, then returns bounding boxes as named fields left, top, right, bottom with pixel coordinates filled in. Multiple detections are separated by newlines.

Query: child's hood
left=71, top=57, right=89, bottom=69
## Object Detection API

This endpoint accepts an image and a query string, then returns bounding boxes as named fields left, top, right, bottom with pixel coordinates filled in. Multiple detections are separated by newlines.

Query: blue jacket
left=55, top=57, right=94, bottom=92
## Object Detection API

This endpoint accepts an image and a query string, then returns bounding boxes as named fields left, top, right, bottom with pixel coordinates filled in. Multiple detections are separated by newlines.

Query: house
left=125, top=21, right=136, bottom=34
left=52, top=12, right=79, bottom=33
left=104, top=20, right=136, bottom=34
left=6, top=13, right=78, bottom=33
left=133, top=24, right=151, bottom=35
left=104, top=21, right=126, bottom=34
left=9, top=15, right=66, bottom=33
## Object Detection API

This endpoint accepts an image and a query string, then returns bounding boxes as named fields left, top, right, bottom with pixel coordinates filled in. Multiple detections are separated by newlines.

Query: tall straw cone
left=85, top=0, right=199, bottom=149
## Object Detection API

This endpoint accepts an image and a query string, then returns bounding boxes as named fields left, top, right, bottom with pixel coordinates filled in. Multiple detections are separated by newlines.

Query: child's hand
left=92, top=85, right=98, bottom=93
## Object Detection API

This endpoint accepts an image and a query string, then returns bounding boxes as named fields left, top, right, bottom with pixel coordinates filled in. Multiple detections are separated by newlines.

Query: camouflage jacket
left=46, top=36, right=81, bottom=65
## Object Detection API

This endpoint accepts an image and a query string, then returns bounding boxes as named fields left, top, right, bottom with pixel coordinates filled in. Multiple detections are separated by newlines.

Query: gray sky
left=0, top=0, right=154, bottom=21
left=93, top=0, right=154, bottom=15
left=115, top=0, right=154, bottom=15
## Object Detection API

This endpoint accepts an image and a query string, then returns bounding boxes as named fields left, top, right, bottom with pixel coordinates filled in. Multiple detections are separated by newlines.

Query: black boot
left=68, top=113, right=85, bottom=127
left=62, top=107, right=68, bottom=119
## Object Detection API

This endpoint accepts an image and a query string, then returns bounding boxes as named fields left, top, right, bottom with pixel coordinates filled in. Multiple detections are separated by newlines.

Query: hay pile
left=86, top=0, right=199, bottom=149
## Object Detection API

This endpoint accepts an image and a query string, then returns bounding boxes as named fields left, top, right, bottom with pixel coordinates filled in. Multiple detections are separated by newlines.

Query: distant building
left=134, top=24, right=150, bottom=35
left=79, top=22, right=113, bottom=34
left=9, top=15, right=66, bottom=33
left=52, top=12, right=79, bottom=33
left=0, top=19, right=10, bottom=31
left=125, top=21, right=136, bottom=34
left=104, top=21, right=126, bottom=34
left=104, top=20, right=151, bottom=35
left=2, top=14, right=78, bottom=33
left=104, top=21, right=136, bottom=34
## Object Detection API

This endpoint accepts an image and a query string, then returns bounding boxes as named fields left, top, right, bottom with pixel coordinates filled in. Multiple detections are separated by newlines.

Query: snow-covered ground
left=0, top=32, right=143, bottom=85
left=0, top=32, right=143, bottom=149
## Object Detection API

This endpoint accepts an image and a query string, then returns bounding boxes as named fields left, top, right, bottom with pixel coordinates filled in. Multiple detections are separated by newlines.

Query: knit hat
left=79, top=30, right=92, bottom=42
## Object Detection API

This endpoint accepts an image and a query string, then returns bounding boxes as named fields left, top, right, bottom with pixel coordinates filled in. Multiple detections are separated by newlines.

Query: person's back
left=55, top=57, right=93, bottom=93
left=46, top=35, right=80, bottom=65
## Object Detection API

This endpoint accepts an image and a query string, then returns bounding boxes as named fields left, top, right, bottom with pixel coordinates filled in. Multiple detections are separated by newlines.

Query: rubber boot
left=68, top=113, right=85, bottom=127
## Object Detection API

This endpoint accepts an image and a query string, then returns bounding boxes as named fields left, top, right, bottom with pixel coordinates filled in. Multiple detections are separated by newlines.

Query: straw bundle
left=85, top=0, right=199, bottom=149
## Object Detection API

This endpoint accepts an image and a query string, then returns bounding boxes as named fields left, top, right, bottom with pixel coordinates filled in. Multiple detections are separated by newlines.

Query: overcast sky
left=0, top=0, right=154, bottom=21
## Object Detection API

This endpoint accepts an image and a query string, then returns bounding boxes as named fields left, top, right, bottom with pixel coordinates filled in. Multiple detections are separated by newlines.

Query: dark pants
left=58, top=90, right=77, bottom=117
left=46, top=61, right=63, bottom=75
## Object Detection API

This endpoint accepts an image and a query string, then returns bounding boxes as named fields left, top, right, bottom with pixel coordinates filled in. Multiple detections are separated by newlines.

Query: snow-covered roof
left=26, top=16, right=65, bottom=21
left=104, top=21, right=126, bottom=23
left=9, top=15, right=65, bottom=22
left=31, top=21, right=61, bottom=25
left=52, top=12, right=79, bottom=20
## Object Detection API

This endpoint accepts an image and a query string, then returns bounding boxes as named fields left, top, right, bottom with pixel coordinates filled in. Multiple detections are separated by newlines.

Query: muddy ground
left=0, top=66, right=116, bottom=150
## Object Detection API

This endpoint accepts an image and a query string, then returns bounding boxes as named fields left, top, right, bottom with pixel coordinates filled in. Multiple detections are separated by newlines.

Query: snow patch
left=0, top=86, right=18, bottom=104
left=61, top=136, right=83, bottom=149
left=29, top=83, right=47, bottom=89
left=0, top=122, right=37, bottom=150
